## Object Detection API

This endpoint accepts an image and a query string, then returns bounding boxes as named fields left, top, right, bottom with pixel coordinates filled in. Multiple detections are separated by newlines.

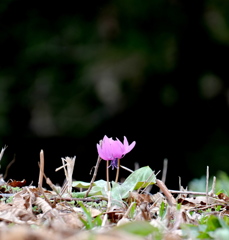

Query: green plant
left=78, top=202, right=102, bottom=230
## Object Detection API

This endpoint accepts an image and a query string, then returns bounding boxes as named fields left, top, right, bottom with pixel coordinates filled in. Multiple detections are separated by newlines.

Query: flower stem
left=106, top=160, right=110, bottom=191
left=115, top=158, right=120, bottom=183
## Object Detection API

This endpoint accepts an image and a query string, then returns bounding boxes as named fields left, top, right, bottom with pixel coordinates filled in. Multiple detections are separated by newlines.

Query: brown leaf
left=177, top=198, right=195, bottom=207
left=0, top=186, right=8, bottom=193
left=128, top=192, right=153, bottom=204
left=218, top=193, right=229, bottom=202
left=8, top=179, right=26, bottom=188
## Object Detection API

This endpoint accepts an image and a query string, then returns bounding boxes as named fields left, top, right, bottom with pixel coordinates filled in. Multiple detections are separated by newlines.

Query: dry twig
left=38, top=150, right=45, bottom=190
left=0, top=145, right=7, bottom=162
left=156, top=179, right=176, bottom=206
left=161, top=158, right=168, bottom=183
left=3, top=154, right=16, bottom=180
left=206, top=166, right=209, bottom=205
left=56, top=156, right=76, bottom=196
left=85, top=155, right=101, bottom=197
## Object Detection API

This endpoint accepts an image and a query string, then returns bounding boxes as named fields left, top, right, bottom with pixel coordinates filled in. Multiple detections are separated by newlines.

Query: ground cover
left=0, top=140, right=229, bottom=240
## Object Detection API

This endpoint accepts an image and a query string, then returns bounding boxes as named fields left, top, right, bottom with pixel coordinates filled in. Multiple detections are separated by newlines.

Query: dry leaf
left=8, top=180, right=26, bottom=188
left=218, top=193, right=229, bottom=202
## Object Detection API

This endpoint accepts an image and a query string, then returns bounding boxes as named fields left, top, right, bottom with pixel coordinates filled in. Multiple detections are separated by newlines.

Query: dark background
left=1, top=0, right=229, bottom=190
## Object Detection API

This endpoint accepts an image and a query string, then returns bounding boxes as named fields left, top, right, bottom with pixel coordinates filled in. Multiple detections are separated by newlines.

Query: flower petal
left=126, top=141, right=136, bottom=153
left=97, top=143, right=109, bottom=160
left=112, top=139, right=124, bottom=158
left=123, top=136, right=136, bottom=154
left=97, top=135, right=136, bottom=161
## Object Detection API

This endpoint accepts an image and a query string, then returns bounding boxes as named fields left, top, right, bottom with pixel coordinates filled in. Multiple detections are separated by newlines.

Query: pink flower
left=97, top=135, right=136, bottom=169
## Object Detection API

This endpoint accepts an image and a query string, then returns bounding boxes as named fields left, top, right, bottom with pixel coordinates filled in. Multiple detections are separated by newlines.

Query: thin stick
left=206, top=166, right=209, bottom=205
left=211, top=176, right=216, bottom=195
left=169, top=190, right=214, bottom=195
left=155, top=170, right=161, bottom=177
left=38, top=150, right=45, bottom=189
left=102, top=190, right=111, bottom=226
left=120, top=165, right=133, bottom=173
left=55, top=163, right=68, bottom=172
left=38, top=161, right=62, bottom=197
left=161, top=158, right=168, bottom=183
left=106, top=160, right=110, bottom=191
left=179, top=176, right=182, bottom=191
left=85, top=156, right=101, bottom=197
left=60, top=180, right=69, bottom=196
left=53, top=197, right=103, bottom=202
left=115, top=158, right=120, bottom=183
left=156, top=179, right=176, bottom=206
left=192, top=203, right=226, bottom=211
left=134, top=162, right=139, bottom=170
left=3, top=154, right=16, bottom=179
left=0, top=145, right=7, bottom=162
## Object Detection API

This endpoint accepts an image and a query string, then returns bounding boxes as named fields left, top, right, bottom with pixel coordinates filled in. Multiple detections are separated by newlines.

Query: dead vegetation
left=0, top=148, right=229, bottom=240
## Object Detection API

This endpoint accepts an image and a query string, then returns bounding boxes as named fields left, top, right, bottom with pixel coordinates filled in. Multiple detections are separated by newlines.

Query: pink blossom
left=97, top=135, right=136, bottom=169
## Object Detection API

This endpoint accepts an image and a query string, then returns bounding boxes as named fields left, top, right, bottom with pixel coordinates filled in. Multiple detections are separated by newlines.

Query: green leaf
left=72, top=180, right=107, bottom=197
left=129, top=202, right=137, bottom=219
left=216, top=189, right=228, bottom=195
left=72, top=167, right=155, bottom=202
left=159, top=201, right=167, bottom=219
left=111, top=166, right=156, bottom=200
left=93, top=214, right=103, bottom=227
left=78, top=202, right=93, bottom=229
left=198, top=232, right=210, bottom=239
left=210, top=228, right=229, bottom=240
left=72, top=179, right=107, bottom=189
left=215, top=205, right=222, bottom=211
left=115, top=221, right=159, bottom=236
left=206, top=215, right=222, bottom=232
left=72, top=181, right=93, bottom=188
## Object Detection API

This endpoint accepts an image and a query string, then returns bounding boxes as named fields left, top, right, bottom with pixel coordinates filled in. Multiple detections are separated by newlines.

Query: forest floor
left=0, top=149, right=229, bottom=240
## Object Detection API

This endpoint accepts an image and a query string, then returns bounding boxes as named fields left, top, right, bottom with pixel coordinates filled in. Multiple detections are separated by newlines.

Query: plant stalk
left=106, top=160, right=110, bottom=191
left=115, top=158, right=120, bottom=183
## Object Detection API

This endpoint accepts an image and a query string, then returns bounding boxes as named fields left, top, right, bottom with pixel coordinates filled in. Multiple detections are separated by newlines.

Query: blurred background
left=1, top=0, right=229, bottom=190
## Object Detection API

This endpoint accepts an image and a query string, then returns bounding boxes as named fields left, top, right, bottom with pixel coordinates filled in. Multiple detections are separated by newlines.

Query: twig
left=161, top=158, right=168, bottom=183
left=56, top=156, right=76, bottom=196
left=191, top=203, right=227, bottom=211
left=102, top=190, right=111, bottom=226
left=168, top=190, right=215, bottom=196
left=120, top=165, right=133, bottom=173
left=0, top=145, right=7, bottom=162
left=45, top=177, right=62, bottom=198
left=85, top=155, right=101, bottom=197
left=65, top=157, right=76, bottom=195
left=38, top=150, right=45, bottom=190
left=3, top=154, right=16, bottom=179
left=38, top=161, right=62, bottom=198
left=156, top=179, right=176, bottom=206
left=115, top=158, right=120, bottom=183
left=155, top=170, right=161, bottom=177
left=34, top=186, right=54, bottom=207
left=211, top=176, right=216, bottom=195
left=134, top=162, right=139, bottom=170
left=206, top=166, right=209, bottom=205
left=53, top=197, right=103, bottom=202
left=178, top=176, right=182, bottom=191
left=55, top=163, right=68, bottom=172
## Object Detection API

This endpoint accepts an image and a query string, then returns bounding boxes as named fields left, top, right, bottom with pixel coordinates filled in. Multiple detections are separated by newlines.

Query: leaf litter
left=0, top=147, right=229, bottom=239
